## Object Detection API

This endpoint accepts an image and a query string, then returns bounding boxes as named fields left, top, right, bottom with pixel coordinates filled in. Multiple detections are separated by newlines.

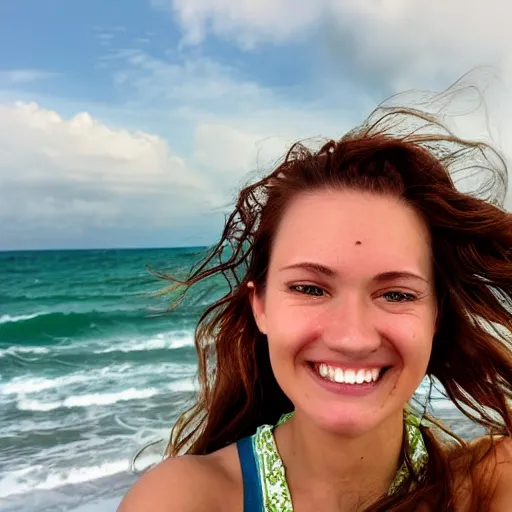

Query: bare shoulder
left=449, top=434, right=512, bottom=511
left=117, top=444, right=242, bottom=512
left=462, top=434, right=512, bottom=511
left=490, top=436, right=512, bottom=511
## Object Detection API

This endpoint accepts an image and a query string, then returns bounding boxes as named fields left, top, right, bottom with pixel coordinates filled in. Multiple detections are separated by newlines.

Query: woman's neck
left=274, top=409, right=405, bottom=510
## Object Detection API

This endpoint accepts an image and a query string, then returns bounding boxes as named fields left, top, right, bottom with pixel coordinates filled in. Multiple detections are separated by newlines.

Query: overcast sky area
left=1, top=0, right=512, bottom=250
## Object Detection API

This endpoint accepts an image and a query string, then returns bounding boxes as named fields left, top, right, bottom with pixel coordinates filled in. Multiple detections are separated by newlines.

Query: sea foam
left=0, top=460, right=130, bottom=498
left=92, top=332, right=194, bottom=354
left=0, top=312, right=45, bottom=324
left=17, top=388, right=160, bottom=411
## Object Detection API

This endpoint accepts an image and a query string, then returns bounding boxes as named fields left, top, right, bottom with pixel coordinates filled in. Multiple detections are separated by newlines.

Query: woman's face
left=250, top=189, right=437, bottom=435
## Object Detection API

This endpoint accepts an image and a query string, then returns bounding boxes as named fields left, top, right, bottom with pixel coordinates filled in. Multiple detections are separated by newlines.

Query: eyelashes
left=288, top=284, right=419, bottom=303
left=288, top=284, right=325, bottom=297
left=381, top=291, right=418, bottom=303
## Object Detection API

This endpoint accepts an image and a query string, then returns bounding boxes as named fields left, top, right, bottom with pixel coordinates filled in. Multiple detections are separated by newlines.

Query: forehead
left=270, top=189, right=432, bottom=275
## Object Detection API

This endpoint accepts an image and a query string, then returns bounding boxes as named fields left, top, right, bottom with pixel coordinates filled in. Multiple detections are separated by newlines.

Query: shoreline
left=0, top=471, right=138, bottom=512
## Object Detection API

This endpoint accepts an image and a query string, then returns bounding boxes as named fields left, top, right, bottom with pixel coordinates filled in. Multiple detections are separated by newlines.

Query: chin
left=306, top=406, right=384, bottom=437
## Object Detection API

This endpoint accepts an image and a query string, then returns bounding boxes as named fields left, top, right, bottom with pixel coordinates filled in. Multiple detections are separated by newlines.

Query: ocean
left=0, top=247, right=222, bottom=512
left=0, top=247, right=484, bottom=512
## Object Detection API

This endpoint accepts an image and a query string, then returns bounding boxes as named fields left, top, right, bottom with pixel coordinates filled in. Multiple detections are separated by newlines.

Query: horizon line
left=0, top=244, right=211, bottom=253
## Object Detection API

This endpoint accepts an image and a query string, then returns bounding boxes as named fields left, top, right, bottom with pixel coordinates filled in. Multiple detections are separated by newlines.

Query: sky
left=1, top=0, right=512, bottom=250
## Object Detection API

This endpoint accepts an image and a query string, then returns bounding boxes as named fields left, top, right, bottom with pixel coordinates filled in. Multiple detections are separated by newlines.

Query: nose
left=321, top=294, right=381, bottom=357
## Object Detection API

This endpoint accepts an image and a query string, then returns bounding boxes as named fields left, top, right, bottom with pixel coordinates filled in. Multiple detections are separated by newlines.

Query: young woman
left=118, top=84, right=512, bottom=511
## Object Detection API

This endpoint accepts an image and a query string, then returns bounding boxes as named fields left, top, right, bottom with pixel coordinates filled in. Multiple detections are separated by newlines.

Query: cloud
left=321, top=0, right=512, bottom=91
left=0, top=102, right=221, bottom=249
left=95, top=42, right=512, bottom=213
left=104, top=47, right=368, bottom=137
left=193, top=123, right=307, bottom=192
left=104, top=46, right=510, bottom=160
left=0, top=48, right=372, bottom=249
left=194, top=123, right=262, bottom=174
left=100, top=48, right=368, bottom=180
left=162, top=0, right=512, bottom=88
left=105, top=49, right=271, bottom=109
left=149, top=0, right=512, bottom=210
left=153, top=0, right=320, bottom=48
left=0, top=69, right=58, bottom=85
left=4, top=7, right=511, bottom=249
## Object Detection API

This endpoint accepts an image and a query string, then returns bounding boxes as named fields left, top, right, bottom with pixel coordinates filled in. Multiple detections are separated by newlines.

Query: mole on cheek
left=355, top=241, right=362, bottom=246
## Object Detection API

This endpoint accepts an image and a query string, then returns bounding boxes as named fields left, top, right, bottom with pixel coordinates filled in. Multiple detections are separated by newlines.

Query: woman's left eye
left=382, top=291, right=417, bottom=302
left=289, top=284, right=326, bottom=297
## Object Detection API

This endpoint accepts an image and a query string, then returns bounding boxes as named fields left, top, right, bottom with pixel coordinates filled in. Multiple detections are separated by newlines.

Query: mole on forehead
left=355, top=240, right=362, bottom=245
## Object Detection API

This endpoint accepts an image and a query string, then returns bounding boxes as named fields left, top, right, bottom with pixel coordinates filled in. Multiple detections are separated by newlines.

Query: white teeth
left=315, top=364, right=382, bottom=385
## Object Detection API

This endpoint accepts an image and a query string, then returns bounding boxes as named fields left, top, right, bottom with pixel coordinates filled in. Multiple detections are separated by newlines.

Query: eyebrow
left=279, top=262, right=429, bottom=283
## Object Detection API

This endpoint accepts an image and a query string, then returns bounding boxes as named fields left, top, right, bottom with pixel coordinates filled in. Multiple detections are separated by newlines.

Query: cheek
left=265, top=302, right=321, bottom=357
left=383, top=316, right=434, bottom=369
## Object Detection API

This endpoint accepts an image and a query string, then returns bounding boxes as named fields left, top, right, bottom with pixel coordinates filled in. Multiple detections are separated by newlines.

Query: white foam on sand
left=0, top=460, right=130, bottom=499
left=69, top=496, right=125, bottom=512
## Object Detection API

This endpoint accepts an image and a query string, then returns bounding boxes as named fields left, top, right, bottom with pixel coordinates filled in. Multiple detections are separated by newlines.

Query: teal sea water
left=0, top=247, right=224, bottom=511
left=0, top=247, right=481, bottom=511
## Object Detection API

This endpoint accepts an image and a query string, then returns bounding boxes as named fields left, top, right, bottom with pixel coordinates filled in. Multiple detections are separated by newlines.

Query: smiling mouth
left=309, top=362, right=391, bottom=385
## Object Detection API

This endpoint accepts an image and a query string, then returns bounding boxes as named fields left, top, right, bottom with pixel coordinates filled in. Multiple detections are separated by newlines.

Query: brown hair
left=156, top=80, right=512, bottom=510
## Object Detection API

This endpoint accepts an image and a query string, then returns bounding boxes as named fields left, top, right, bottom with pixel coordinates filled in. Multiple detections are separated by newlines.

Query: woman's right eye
left=289, top=284, right=326, bottom=297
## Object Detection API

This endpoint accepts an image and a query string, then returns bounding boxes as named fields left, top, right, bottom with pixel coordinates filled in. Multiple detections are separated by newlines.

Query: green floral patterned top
left=249, top=409, right=428, bottom=512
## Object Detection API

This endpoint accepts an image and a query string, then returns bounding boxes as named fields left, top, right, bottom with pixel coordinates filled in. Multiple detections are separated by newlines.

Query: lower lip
left=305, top=364, right=387, bottom=397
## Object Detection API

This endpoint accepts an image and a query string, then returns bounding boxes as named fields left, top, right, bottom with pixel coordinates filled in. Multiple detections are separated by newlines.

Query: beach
left=0, top=472, right=137, bottom=512
left=0, top=247, right=485, bottom=511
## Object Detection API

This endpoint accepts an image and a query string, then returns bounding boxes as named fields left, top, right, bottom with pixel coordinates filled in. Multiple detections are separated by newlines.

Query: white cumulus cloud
left=4, top=3, right=512, bottom=249
left=164, top=0, right=512, bottom=88
left=0, top=102, right=221, bottom=249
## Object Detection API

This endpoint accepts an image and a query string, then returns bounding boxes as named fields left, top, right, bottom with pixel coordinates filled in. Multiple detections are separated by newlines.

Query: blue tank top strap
left=236, top=436, right=263, bottom=512
left=236, top=409, right=428, bottom=511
